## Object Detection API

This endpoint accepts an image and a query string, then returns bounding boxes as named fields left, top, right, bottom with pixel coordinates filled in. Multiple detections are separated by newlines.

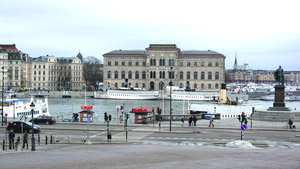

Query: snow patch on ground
left=226, top=140, right=257, bottom=149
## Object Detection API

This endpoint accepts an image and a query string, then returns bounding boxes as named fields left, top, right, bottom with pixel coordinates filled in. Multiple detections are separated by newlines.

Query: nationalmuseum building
left=103, top=44, right=226, bottom=91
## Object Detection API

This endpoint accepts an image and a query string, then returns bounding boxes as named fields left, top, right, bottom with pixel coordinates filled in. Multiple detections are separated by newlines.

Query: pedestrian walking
left=188, top=116, right=192, bottom=126
left=23, top=131, right=29, bottom=149
left=181, top=116, right=184, bottom=126
left=193, top=116, right=197, bottom=126
left=209, top=117, right=214, bottom=127
left=9, top=130, right=15, bottom=150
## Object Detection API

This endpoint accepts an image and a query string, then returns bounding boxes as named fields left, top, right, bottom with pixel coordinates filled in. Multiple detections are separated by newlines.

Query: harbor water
left=24, top=98, right=300, bottom=123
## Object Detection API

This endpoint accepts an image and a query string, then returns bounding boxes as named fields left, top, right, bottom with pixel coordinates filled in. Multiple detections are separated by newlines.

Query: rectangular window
left=194, top=62, right=197, bottom=66
left=122, top=62, right=125, bottom=66
left=135, top=62, right=139, bottom=66
left=201, top=61, right=205, bottom=66
left=208, top=62, right=212, bottom=67
left=143, top=62, right=146, bottom=66
left=115, top=62, right=118, bottom=66
left=129, top=62, right=132, bottom=66
left=187, top=62, right=190, bottom=66
left=180, top=62, right=183, bottom=67
left=108, top=62, right=111, bottom=66
left=215, top=62, right=219, bottom=67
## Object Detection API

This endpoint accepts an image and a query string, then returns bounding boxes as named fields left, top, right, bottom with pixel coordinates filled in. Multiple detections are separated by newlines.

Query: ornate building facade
left=103, top=44, right=226, bottom=91
left=0, top=44, right=27, bottom=90
left=30, top=54, right=83, bottom=91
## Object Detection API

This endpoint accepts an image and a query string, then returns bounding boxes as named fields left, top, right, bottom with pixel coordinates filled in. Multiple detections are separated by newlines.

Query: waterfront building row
left=0, top=44, right=83, bottom=91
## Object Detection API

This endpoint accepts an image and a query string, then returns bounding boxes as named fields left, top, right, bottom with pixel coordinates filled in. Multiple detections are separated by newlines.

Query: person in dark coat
left=23, top=130, right=29, bottom=149
left=288, top=118, right=293, bottom=129
left=9, top=130, right=15, bottom=150
left=181, top=116, right=184, bottom=126
left=193, top=116, right=197, bottom=126
left=188, top=116, right=192, bottom=126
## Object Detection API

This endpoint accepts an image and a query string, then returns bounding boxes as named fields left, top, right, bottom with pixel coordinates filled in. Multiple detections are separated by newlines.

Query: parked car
left=29, top=115, right=56, bottom=125
left=6, top=121, right=41, bottom=133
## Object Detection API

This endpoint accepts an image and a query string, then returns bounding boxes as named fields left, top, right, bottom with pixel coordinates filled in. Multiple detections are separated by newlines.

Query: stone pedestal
left=273, top=85, right=285, bottom=108
left=267, top=85, right=289, bottom=111
left=253, top=84, right=300, bottom=122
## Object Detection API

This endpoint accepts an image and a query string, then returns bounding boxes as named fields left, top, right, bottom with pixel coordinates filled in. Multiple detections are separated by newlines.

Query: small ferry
left=94, top=88, right=160, bottom=100
left=0, top=97, right=50, bottom=118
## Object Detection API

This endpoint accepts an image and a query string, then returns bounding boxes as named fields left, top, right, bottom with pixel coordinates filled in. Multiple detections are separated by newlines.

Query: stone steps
left=252, top=110, right=300, bottom=122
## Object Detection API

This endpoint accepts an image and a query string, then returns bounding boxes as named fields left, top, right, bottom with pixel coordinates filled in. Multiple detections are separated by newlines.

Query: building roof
left=104, top=50, right=146, bottom=56
left=104, top=49, right=225, bottom=57
left=180, top=50, right=223, bottom=55
left=32, top=56, right=50, bottom=62
left=0, top=44, right=19, bottom=53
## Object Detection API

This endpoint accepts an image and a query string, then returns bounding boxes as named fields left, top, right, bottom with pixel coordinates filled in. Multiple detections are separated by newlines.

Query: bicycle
left=283, top=124, right=289, bottom=129
left=283, top=124, right=296, bottom=130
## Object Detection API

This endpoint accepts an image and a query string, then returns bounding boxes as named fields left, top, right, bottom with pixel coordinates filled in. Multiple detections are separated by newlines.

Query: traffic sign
left=241, top=125, right=247, bottom=131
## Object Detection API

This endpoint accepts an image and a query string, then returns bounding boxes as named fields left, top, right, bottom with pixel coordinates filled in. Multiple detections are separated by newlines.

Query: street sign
left=241, top=125, right=247, bottom=131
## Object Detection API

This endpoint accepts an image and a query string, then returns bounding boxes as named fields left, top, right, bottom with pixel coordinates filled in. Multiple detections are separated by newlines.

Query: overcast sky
left=1, top=0, right=300, bottom=70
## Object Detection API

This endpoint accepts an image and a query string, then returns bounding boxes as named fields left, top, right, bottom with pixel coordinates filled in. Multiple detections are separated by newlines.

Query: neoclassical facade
left=103, top=44, right=226, bottom=91
left=30, top=54, right=83, bottom=91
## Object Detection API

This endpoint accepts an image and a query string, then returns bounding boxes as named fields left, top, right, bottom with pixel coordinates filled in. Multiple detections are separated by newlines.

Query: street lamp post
left=30, top=101, right=35, bottom=151
left=170, top=67, right=173, bottom=132
left=1, top=66, right=4, bottom=126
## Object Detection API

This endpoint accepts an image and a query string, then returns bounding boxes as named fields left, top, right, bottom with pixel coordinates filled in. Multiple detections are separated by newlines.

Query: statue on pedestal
left=274, top=65, right=284, bottom=85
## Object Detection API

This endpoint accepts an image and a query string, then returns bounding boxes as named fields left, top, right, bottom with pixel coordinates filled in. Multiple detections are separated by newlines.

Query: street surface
left=1, top=120, right=300, bottom=169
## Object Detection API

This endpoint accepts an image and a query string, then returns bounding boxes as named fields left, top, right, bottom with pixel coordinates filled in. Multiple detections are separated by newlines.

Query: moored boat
left=94, top=89, right=160, bottom=100
left=1, top=97, right=50, bottom=118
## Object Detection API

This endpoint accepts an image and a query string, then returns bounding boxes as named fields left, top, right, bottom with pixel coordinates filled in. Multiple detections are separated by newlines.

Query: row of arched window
left=108, top=70, right=219, bottom=80
left=179, top=83, right=219, bottom=89
left=107, top=71, right=146, bottom=79
left=150, top=59, right=175, bottom=66
left=180, top=71, right=219, bottom=80
left=109, top=82, right=219, bottom=90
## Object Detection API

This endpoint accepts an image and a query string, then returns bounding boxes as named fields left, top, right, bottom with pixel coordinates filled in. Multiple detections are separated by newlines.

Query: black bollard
left=2, top=140, right=5, bottom=151
left=45, top=136, right=48, bottom=145
left=38, top=134, right=40, bottom=145
left=50, top=135, right=52, bottom=144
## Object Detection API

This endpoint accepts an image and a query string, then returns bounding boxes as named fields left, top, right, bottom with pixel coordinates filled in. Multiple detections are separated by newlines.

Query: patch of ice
left=225, top=140, right=256, bottom=149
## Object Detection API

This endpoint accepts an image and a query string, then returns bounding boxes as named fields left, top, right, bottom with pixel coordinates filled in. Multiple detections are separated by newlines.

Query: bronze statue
left=274, top=66, right=284, bottom=85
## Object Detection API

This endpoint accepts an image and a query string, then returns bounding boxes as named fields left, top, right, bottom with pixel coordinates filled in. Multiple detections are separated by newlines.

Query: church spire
left=233, top=52, right=238, bottom=70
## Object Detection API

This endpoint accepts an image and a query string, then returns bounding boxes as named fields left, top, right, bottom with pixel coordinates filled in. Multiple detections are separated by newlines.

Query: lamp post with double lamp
left=169, top=66, right=173, bottom=132
left=30, top=101, right=35, bottom=151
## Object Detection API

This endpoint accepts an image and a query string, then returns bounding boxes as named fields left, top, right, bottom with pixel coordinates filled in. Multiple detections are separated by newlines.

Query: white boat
left=188, top=102, right=264, bottom=118
left=1, top=97, right=50, bottom=118
left=165, top=90, right=219, bottom=101
left=94, top=89, right=160, bottom=100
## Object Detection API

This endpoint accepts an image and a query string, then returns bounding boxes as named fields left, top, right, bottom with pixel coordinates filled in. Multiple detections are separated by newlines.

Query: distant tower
left=77, top=50, right=83, bottom=62
left=233, top=53, right=238, bottom=70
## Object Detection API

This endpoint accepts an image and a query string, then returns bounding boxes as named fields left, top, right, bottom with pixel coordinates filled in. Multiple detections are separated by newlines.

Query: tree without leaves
left=83, top=57, right=103, bottom=91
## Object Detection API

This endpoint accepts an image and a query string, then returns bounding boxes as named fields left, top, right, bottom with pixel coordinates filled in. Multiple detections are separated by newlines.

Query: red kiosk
left=131, top=108, right=152, bottom=124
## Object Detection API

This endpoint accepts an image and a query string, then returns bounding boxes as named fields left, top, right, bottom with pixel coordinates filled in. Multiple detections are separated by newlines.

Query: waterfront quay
left=1, top=119, right=300, bottom=169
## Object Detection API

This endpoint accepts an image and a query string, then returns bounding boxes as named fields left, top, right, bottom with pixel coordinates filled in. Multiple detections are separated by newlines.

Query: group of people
left=8, top=130, right=29, bottom=150
left=181, top=115, right=215, bottom=127
left=187, top=116, right=197, bottom=126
